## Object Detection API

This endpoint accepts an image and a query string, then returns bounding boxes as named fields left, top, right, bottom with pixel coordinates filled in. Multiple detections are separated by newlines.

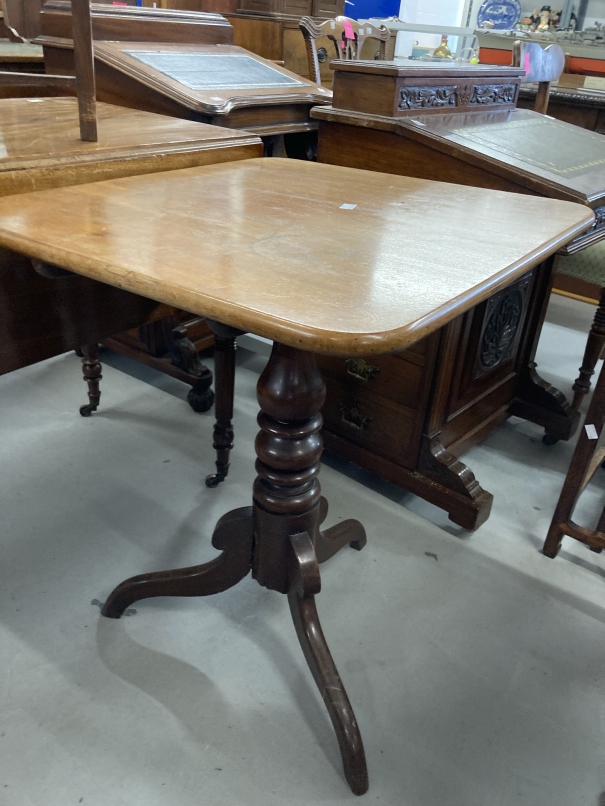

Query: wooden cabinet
left=310, top=60, right=605, bottom=528
left=316, top=342, right=432, bottom=471
left=313, top=267, right=546, bottom=531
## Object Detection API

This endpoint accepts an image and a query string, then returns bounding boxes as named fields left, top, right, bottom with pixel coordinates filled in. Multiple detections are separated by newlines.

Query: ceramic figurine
left=538, top=5, right=552, bottom=31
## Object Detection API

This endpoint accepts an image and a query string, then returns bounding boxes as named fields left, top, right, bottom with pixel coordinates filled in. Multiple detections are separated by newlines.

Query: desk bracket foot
left=101, top=506, right=253, bottom=618
left=510, top=362, right=580, bottom=443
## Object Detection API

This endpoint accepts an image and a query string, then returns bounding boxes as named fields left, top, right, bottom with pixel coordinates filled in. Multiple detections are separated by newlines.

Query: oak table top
left=0, top=97, right=261, bottom=195
left=0, top=158, right=592, bottom=355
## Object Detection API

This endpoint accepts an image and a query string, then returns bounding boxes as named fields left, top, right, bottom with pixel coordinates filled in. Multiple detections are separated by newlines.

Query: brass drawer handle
left=340, top=400, right=373, bottom=431
left=345, top=358, right=380, bottom=382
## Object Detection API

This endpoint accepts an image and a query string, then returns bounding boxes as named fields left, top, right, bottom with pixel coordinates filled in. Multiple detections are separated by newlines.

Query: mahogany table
left=0, top=159, right=592, bottom=795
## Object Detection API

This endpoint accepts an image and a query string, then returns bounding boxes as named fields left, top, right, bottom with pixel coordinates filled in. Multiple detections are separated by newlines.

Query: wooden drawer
left=321, top=374, right=417, bottom=467
left=316, top=348, right=426, bottom=410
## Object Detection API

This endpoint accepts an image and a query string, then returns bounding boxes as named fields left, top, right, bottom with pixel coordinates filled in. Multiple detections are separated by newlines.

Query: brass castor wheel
left=79, top=402, right=98, bottom=417
left=205, top=472, right=226, bottom=489
left=187, top=386, right=214, bottom=413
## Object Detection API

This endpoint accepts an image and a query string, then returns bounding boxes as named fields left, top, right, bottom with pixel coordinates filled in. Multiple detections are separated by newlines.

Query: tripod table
left=0, top=158, right=593, bottom=795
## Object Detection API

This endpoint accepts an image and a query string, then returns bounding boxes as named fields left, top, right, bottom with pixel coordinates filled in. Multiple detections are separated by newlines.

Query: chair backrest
left=300, top=16, right=389, bottom=86
left=0, top=0, right=97, bottom=141
left=512, top=40, right=565, bottom=114
left=0, top=0, right=40, bottom=41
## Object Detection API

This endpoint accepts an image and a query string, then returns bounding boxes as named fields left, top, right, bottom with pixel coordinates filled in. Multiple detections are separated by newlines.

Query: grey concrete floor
left=1, top=293, right=604, bottom=806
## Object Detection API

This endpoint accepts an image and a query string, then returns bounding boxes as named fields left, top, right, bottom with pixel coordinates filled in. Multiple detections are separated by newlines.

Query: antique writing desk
left=37, top=0, right=331, bottom=143
left=309, top=59, right=605, bottom=529
left=0, top=97, right=261, bottom=405
left=0, top=159, right=591, bottom=794
left=87, top=41, right=330, bottom=139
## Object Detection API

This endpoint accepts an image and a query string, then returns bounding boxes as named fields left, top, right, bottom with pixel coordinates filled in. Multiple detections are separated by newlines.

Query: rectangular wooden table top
left=0, top=95, right=252, bottom=175
left=0, top=158, right=592, bottom=356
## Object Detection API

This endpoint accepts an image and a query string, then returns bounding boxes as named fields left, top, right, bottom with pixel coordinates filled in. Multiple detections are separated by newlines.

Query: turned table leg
left=571, top=286, right=605, bottom=412
left=79, top=343, right=102, bottom=416
left=252, top=342, right=368, bottom=794
left=101, top=339, right=368, bottom=795
left=205, top=320, right=242, bottom=488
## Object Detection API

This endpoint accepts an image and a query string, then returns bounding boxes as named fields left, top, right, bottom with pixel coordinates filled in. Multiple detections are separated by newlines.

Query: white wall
left=399, top=0, right=468, bottom=26
left=584, top=0, right=605, bottom=27
left=395, top=0, right=471, bottom=56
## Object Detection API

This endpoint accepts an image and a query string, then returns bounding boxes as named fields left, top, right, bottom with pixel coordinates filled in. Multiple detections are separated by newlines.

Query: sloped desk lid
left=397, top=108, right=605, bottom=205
left=312, top=104, right=605, bottom=206
left=94, top=42, right=332, bottom=116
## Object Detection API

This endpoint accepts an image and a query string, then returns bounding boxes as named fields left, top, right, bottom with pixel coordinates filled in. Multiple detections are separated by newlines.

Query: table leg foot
left=102, top=506, right=253, bottom=618
left=315, top=518, right=367, bottom=563
left=543, top=524, right=563, bottom=558
left=79, top=343, right=101, bottom=416
left=288, top=531, right=368, bottom=796
left=205, top=321, right=244, bottom=488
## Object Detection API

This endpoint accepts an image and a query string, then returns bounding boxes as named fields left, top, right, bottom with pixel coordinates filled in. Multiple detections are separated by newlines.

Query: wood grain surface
left=0, top=97, right=262, bottom=195
left=0, top=158, right=592, bottom=355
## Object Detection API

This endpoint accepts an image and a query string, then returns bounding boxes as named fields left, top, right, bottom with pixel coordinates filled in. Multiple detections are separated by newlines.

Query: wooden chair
left=543, top=355, right=605, bottom=558
left=299, top=16, right=389, bottom=86
left=512, top=40, right=604, bottom=427
left=0, top=0, right=96, bottom=141
left=512, top=40, right=565, bottom=115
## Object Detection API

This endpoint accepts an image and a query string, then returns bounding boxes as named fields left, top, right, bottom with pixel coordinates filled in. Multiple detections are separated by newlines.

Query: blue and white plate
left=476, top=0, right=522, bottom=29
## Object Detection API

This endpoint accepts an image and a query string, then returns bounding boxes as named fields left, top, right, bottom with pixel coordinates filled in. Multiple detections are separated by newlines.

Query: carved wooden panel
left=433, top=269, right=535, bottom=433
left=398, top=86, right=456, bottom=111
left=398, top=82, right=518, bottom=112
left=468, top=83, right=517, bottom=106
left=473, top=274, right=531, bottom=378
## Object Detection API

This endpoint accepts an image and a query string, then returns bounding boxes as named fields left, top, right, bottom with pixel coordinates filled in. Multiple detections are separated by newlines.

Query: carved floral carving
left=398, top=85, right=457, bottom=110
left=469, top=83, right=517, bottom=105
left=478, top=287, right=526, bottom=372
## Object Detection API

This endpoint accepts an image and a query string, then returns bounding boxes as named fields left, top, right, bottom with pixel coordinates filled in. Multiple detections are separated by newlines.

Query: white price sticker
left=340, top=203, right=357, bottom=210
left=585, top=423, right=598, bottom=440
